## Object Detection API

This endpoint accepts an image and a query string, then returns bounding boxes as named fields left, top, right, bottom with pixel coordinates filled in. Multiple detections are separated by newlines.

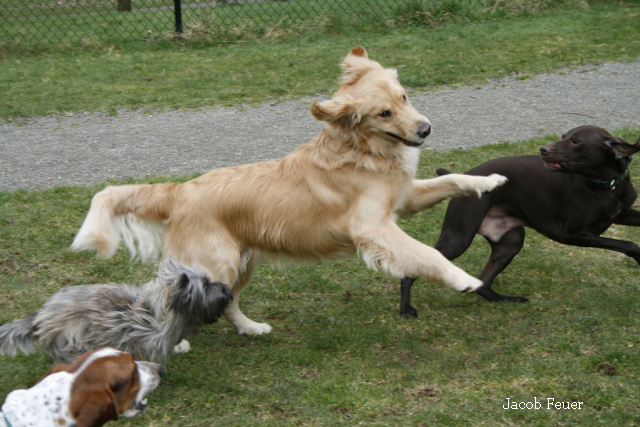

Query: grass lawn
left=1, top=2, right=639, bottom=119
left=2, top=128, right=640, bottom=425
left=2, top=0, right=640, bottom=425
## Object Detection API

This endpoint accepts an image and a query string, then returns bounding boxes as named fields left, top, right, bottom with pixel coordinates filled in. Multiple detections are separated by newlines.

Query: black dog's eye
left=570, top=139, right=580, bottom=145
left=379, top=110, right=392, bottom=118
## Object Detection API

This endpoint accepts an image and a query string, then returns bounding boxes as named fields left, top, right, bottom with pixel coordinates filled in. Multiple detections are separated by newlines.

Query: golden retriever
left=72, top=47, right=507, bottom=336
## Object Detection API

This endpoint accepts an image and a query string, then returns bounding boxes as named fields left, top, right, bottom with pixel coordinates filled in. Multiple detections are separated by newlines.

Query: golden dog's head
left=311, top=47, right=431, bottom=150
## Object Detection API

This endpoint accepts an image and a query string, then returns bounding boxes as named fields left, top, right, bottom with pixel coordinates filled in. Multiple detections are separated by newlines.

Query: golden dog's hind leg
left=355, top=222, right=483, bottom=293
left=222, top=250, right=272, bottom=336
left=168, top=232, right=271, bottom=335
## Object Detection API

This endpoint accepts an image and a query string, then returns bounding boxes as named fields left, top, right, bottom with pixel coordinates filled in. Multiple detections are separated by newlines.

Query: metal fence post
left=117, top=0, right=132, bottom=11
left=174, top=0, right=183, bottom=34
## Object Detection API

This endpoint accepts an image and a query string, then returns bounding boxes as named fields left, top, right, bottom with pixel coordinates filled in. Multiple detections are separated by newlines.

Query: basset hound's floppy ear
left=75, top=389, right=119, bottom=427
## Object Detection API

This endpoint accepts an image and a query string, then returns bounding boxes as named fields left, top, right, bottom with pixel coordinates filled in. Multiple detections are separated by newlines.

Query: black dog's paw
left=400, top=304, right=419, bottom=318
left=477, top=287, right=529, bottom=303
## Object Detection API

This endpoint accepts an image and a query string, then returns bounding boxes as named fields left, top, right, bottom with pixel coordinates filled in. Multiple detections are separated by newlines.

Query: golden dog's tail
left=71, top=183, right=177, bottom=260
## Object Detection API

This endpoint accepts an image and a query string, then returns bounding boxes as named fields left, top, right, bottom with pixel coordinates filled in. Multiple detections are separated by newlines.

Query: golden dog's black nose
left=417, top=123, right=431, bottom=138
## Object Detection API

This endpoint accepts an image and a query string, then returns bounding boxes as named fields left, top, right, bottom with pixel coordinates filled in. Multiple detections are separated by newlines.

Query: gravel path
left=1, top=60, right=639, bottom=192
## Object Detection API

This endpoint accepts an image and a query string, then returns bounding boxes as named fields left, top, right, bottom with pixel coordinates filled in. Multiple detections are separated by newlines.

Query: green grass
left=2, top=127, right=640, bottom=425
left=1, top=1, right=640, bottom=119
left=1, top=1, right=640, bottom=424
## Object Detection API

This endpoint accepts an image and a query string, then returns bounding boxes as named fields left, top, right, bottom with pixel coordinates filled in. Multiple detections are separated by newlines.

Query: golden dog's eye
left=379, top=110, right=392, bottom=118
left=402, top=95, right=407, bottom=102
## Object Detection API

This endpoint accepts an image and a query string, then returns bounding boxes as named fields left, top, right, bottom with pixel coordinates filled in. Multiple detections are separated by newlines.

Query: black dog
left=400, top=126, right=640, bottom=317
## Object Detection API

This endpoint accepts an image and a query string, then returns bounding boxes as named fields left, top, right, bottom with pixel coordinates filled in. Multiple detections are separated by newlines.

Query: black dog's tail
left=436, top=168, right=452, bottom=176
left=0, top=312, right=38, bottom=357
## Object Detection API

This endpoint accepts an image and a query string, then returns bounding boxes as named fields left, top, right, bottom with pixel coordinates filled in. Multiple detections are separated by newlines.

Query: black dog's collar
left=584, top=155, right=632, bottom=191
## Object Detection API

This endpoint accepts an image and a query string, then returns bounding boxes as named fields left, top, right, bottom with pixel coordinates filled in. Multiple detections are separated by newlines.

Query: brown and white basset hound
left=1, top=348, right=164, bottom=427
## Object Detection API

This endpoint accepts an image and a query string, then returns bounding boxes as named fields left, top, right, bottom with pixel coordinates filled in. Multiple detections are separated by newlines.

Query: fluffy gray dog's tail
left=0, top=311, right=38, bottom=356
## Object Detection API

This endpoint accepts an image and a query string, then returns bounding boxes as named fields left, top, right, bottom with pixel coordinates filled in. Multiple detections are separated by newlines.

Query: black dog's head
left=540, top=126, right=640, bottom=178
left=160, top=258, right=232, bottom=324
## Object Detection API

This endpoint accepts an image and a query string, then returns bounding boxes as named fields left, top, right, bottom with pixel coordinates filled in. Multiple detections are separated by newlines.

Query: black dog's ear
left=602, top=136, right=640, bottom=159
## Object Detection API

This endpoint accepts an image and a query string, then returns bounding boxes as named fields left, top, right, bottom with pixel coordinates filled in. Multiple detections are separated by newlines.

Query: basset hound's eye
left=111, top=366, right=137, bottom=392
left=379, top=110, right=392, bottom=118
left=111, top=379, right=128, bottom=393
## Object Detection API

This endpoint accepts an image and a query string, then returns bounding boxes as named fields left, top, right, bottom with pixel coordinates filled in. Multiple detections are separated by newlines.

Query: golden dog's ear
left=310, top=95, right=360, bottom=128
left=341, top=46, right=383, bottom=86
left=349, top=46, right=368, bottom=59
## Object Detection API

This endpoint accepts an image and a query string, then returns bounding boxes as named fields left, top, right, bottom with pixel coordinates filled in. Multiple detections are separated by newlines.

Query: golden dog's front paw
left=472, top=174, right=508, bottom=198
left=455, top=276, right=483, bottom=293
left=487, top=173, right=508, bottom=188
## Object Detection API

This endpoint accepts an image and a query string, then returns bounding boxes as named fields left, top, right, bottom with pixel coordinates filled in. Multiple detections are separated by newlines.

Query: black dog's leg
left=476, top=226, right=528, bottom=302
left=400, top=193, right=491, bottom=315
left=615, top=208, right=640, bottom=227
left=400, top=276, right=418, bottom=317
left=563, top=231, right=640, bottom=265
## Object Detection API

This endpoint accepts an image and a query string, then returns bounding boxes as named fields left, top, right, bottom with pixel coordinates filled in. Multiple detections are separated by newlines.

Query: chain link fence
left=1, top=0, right=427, bottom=45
